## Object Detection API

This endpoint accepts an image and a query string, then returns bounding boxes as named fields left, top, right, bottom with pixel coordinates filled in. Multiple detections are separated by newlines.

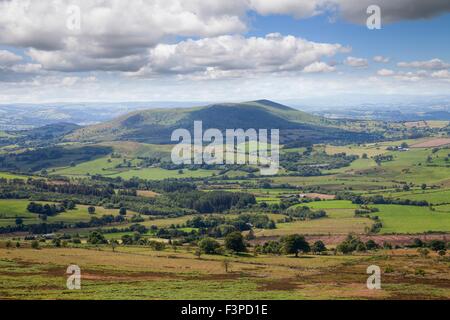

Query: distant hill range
left=315, top=106, right=450, bottom=121
left=65, top=100, right=377, bottom=144
left=0, top=101, right=200, bottom=130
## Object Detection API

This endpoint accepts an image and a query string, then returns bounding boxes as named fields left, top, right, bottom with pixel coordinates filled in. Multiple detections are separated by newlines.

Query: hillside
left=66, top=100, right=376, bottom=144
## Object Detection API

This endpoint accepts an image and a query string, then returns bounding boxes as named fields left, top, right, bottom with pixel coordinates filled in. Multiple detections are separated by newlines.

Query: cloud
left=0, top=1, right=448, bottom=74
left=395, top=70, right=429, bottom=82
left=374, top=68, right=430, bottom=81
left=377, top=69, right=395, bottom=76
left=334, top=0, right=450, bottom=24
left=344, top=56, right=368, bottom=68
left=251, top=0, right=450, bottom=24
left=0, top=50, right=42, bottom=82
left=397, top=58, right=450, bottom=70
left=303, top=62, right=336, bottom=73
left=10, top=63, right=43, bottom=74
left=0, top=50, right=22, bottom=66
left=431, top=70, right=450, bottom=78
left=0, top=0, right=248, bottom=72
left=130, top=33, right=347, bottom=79
left=249, top=0, right=325, bottom=19
left=373, top=56, right=390, bottom=63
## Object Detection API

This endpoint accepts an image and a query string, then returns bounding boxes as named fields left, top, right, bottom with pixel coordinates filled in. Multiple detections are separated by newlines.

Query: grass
left=0, top=172, right=29, bottom=180
left=0, top=246, right=448, bottom=299
left=0, top=199, right=135, bottom=227
left=110, top=168, right=219, bottom=180
left=304, top=200, right=359, bottom=209
left=375, top=188, right=450, bottom=205
left=291, top=200, right=450, bottom=234
left=371, top=204, right=450, bottom=234
left=256, top=208, right=373, bottom=236
left=50, top=156, right=220, bottom=180
left=51, top=157, right=124, bottom=176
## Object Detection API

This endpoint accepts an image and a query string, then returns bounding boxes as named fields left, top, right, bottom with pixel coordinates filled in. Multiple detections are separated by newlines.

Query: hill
left=66, top=100, right=376, bottom=144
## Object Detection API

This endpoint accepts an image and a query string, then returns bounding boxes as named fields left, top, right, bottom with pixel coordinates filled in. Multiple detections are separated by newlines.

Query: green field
left=371, top=204, right=450, bottom=234
left=256, top=208, right=373, bottom=236
left=0, top=172, right=29, bottom=180
left=110, top=168, right=219, bottom=180
left=51, top=157, right=125, bottom=176
left=51, top=156, right=219, bottom=180
left=294, top=200, right=450, bottom=234
left=0, top=199, right=134, bottom=227
left=371, top=188, right=450, bottom=205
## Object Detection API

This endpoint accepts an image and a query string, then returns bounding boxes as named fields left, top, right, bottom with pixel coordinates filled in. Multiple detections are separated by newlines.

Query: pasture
left=371, top=205, right=450, bottom=234
left=0, top=246, right=448, bottom=300
left=0, top=199, right=134, bottom=227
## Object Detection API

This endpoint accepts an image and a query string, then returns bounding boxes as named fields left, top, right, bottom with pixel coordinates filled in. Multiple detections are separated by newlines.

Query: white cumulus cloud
left=397, top=58, right=450, bottom=70
left=344, top=56, right=368, bottom=68
left=131, top=34, right=347, bottom=79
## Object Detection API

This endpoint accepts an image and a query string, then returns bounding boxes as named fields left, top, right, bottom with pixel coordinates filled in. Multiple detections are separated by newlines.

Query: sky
left=0, top=0, right=450, bottom=105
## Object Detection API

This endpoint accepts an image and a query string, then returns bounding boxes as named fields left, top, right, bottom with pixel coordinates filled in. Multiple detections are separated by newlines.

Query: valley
left=0, top=100, right=449, bottom=300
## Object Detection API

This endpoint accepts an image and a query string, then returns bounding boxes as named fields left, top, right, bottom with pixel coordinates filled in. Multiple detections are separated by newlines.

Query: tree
left=282, top=234, right=310, bottom=257
left=88, top=206, right=96, bottom=215
left=52, top=238, right=61, bottom=247
left=121, top=234, right=133, bottom=245
left=111, top=239, right=118, bottom=252
left=194, top=248, right=202, bottom=259
left=31, top=240, right=40, bottom=250
left=412, top=238, right=424, bottom=248
left=311, top=240, right=327, bottom=254
left=15, top=217, right=23, bottom=225
left=119, top=207, right=127, bottom=216
left=87, top=231, right=107, bottom=245
left=421, top=184, right=427, bottom=190
left=356, top=242, right=367, bottom=252
left=198, top=237, right=220, bottom=254
left=337, top=235, right=365, bottom=254
left=429, top=240, right=446, bottom=252
left=365, top=240, right=379, bottom=250
left=225, top=232, right=246, bottom=253
left=222, top=260, right=231, bottom=273
left=245, top=229, right=256, bottom=240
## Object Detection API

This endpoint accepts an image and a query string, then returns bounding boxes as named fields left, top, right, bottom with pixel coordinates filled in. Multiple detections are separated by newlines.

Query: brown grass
left=137, top=190, right=160, bottom=198
left=411, top=138, right=450, bottom=148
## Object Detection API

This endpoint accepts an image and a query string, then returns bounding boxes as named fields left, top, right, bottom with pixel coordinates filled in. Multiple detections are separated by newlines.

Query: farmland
left=0, top=117, right=449, bottom=300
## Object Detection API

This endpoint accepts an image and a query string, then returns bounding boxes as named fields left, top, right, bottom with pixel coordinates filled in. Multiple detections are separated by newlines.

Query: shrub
left=225, top=232, right=246, bottom=253
left=417, top=248, right=429, bottom=258
left=365, top=240, right=379, bottom=250
left=337, top=235, right=365, bottom=254
left=198, top=237, right=221, bottom=254
left=311, top=240, right=327, bottom=254
left=87, top=231, right=107, bottom=245
left=262, top=241, right=282, bottom=255
left=31, top=240, right=40, bottom=249
left=429, top=240, right=446, bottom=251
left=149, top=241, right=165, bottom=251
